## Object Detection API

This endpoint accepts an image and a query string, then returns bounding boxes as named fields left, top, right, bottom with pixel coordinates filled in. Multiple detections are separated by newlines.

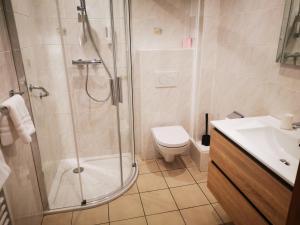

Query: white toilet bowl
left=151, top=126, right=190, bottom=162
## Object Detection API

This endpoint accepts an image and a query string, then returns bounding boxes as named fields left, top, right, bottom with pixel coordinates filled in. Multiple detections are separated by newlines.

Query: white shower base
left=47, top=154, right=132, bottom=209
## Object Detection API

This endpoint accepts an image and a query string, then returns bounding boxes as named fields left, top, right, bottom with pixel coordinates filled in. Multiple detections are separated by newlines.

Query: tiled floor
left=42, top=155, right=233, bottom=225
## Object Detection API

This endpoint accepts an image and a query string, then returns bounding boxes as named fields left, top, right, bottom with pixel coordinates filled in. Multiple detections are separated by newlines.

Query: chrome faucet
left=292, top=122, right=300, bottom=129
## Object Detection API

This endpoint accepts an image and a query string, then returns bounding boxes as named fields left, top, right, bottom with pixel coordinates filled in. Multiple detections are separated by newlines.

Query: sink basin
left=211, top=116, right=300, bottom=186
left=237, top=126, right=300, bottom=160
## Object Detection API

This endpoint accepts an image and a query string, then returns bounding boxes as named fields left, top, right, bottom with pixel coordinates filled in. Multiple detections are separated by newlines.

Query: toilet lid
left=151, top=126, right=190, bottom=148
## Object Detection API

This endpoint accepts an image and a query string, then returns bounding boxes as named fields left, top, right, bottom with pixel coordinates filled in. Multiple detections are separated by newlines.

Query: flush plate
left=155, top=71, right=178, bottom=88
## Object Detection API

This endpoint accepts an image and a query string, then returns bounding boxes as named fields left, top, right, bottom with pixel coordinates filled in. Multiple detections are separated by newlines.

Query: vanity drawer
left=208, top=162, right=268, bottom=225
left=210, top=129, right=292, bottom=225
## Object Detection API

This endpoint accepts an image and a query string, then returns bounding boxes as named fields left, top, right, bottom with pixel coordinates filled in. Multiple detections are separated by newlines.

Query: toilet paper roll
left=280, top=113, right=294, bottom=130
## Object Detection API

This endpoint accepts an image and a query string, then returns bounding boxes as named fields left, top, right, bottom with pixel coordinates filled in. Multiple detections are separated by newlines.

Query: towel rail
left=9, top=90, right=24, bottom=97
left=0, top=190, right=12, bottom=225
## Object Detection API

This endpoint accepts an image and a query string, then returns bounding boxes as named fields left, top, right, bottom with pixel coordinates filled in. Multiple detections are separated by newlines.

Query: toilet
left=151, top=126, right=190, bottom=162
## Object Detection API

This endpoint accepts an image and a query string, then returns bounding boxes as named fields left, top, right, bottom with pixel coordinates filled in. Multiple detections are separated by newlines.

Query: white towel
left=0, top=95, right=35, bottom=145
left=0, top=146, right=10, bottom=188
left=0, top=115, right=17, bottom=146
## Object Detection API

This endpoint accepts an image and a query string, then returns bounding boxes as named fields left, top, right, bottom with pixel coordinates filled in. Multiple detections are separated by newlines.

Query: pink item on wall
left=182, top=37, right=193, bottom=48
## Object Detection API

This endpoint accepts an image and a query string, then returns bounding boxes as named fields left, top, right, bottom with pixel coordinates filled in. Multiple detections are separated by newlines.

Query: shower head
left=77, top=0, right=86, bottom=12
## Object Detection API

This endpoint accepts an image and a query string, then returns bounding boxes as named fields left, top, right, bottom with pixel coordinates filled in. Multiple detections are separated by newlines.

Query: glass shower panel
left=112, top=0, right=135, bottom=184
left=9, top=0, right=136, bottom=211
left=58, top=0, right=122, bottom=202
left=11, top=0, right=84, bottom=209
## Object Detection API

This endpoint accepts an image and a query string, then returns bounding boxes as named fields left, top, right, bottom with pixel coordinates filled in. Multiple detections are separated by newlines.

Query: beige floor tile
left=181, top=205, right=222, bottom=225
left=199, top=183, right=218, bottom=203
left=72, top=204, right=109, bottom=225
left=124, top=183, right=139, bottom=195
left=170, top=184, right=209, bottom=209
left=140, top=189, right=177, bottom=215
left=163, top=169, right=195, bottom=187
left=146, top=211, right=185, bottom=225
left=135, top=154, right=143, bottom=163
left=188, top=167, right=208, bottom=183
left=137, top=172, right=168, bottom=192
left=180, top=155, right=197, bottom=168
left=139, top=160, right=161, bottom=174
left=212, top=203, right=232, bottom=224
left=43, top=212, right=72, bottom=225
left=156, top=157, right=185, bottom=171
left=110, top=217, right=147, bottom=225
left=109, top=194, right=144, bottom=221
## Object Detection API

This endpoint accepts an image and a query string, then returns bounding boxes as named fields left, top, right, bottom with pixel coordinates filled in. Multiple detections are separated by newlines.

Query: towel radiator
left=0, top=190, right=12, bottom=225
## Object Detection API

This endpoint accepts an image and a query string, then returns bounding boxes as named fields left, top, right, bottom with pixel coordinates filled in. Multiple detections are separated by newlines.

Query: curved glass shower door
left=60, top=0, right=123, bottom=204
left=9, top=0, right=136, bottom=211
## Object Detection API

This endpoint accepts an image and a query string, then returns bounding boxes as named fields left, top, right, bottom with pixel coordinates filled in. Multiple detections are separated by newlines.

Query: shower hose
left=83, top=11, right=113, bottom=103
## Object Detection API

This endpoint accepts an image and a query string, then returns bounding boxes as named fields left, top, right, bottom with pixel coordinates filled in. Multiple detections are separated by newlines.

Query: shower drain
left=73, top=167, right=84, bottom=173
left=279, top=159, right=290, bottom=166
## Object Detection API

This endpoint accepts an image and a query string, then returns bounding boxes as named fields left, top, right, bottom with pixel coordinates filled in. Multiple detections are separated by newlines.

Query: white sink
left=211, top=116, right=300, bottom=186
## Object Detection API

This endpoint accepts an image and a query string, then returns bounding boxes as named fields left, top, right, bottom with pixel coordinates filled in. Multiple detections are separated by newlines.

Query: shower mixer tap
left=77, top=0, right=86, bottom=12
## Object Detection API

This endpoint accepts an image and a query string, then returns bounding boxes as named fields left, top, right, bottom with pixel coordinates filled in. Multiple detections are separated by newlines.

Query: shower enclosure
left=4, top=0, right=136, bottom=212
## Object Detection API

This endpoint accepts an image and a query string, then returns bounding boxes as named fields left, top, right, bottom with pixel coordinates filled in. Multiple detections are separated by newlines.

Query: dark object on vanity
left=201, top=113, right=210, bottom=146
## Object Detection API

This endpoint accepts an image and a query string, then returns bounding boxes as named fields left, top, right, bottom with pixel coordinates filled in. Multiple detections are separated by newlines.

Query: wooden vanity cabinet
left=207, top=129, right=292, bottom=225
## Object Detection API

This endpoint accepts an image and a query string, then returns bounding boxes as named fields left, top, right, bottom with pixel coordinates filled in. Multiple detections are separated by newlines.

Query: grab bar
left=72, top=59, right=102, bottom=65
left=29, top=84, right=50, bottom=99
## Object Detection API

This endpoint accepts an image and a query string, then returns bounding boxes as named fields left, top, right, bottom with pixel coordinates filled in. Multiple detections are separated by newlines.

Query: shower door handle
left=116, top=77, right=123, bottom=103
left=109, top=78, right=123, bottom=106
left=109, top=79, right=117, bottom=106
left=29, top=84, right=50, bottom=99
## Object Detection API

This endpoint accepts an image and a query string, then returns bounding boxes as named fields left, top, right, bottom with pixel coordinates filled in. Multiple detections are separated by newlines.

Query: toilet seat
left=151, top=126, right=190, bottom=148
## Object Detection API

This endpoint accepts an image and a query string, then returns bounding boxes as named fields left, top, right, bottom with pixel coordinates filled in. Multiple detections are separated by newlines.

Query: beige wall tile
left=42, top=212, right=72, bottom=225
left=146, top=211, right=185, bottom=225
left=196, top=0, right=300, bottom=141
left=140, top=189, right=177, bottom=215
left=163, top=169, right=195, bottom=187
left=134, top=49, right=194, bottom=159
left=181, top=205, right=222, bottom=225
left=109, top=194, right=144, bottom=221
left=137, top=172, right=168, bottom=192
left=72, top=205, right=109, bottom=225
left=170, top=184, right=209, bottom=209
